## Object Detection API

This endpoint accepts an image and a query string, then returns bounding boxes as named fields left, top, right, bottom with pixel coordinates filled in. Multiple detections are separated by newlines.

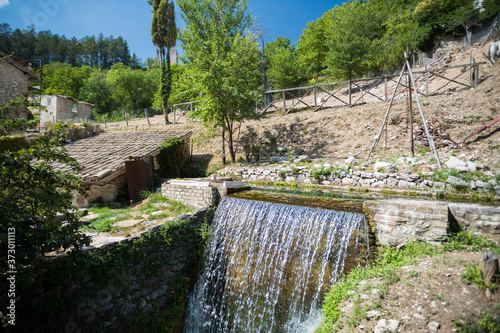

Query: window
left=71, top=102, right=77, bottom=113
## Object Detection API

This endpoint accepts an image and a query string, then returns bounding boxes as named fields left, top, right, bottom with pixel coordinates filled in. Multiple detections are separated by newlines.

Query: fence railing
left=262, top=61, right=485, bottom=115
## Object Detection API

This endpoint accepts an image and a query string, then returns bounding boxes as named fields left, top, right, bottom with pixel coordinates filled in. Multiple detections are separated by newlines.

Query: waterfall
left=185, top=196, right=369, bottom=333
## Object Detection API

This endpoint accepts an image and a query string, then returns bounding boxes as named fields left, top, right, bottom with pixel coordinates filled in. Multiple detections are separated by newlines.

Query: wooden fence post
left=314, top=86, right=317, bottom=108
left=173, top=106, right=176, bottom=124
left=282, top=90, right=287, bottom=114
left=348, top=80, right=352, bottom=106
left=425, top=64, right=429, bottom=96
left=384, top=77, right=388, bottom=102
left=124, top=110, right=128, bottom=127
left=144, top=108, right=150, bottom=125
left=103, top=114, right=107, bottom=128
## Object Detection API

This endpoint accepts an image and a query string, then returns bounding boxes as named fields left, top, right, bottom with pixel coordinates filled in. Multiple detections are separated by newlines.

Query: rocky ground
left=333, top=250, right=499, bottom=333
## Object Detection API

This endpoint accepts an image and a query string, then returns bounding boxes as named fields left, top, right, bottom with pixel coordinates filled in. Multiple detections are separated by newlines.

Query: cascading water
left=185, top=196, right=369, bottom=333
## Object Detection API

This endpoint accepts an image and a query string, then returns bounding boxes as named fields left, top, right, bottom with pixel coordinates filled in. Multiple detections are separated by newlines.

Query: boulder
left=445, top=156, right=468, bottom=171
left=447, top=176, right=468, bottom=187
left=482, top=251, right=499, bottom=284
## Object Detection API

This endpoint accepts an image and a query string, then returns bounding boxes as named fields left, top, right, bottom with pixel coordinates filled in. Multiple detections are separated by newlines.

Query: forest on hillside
left=1, top=0, right=498, bottom=120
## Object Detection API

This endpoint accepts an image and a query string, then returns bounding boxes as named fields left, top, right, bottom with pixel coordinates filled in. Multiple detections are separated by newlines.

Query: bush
left=157, top=137, right=184, bottom=178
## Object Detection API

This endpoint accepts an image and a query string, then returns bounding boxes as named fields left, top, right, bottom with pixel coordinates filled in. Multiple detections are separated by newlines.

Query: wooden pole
left=406, top=49, right=414, bottom=157
left=144, top=108, right=150, bottom=126
left=348, top=80, right=352, bottom=106
left=282, top=90, right=287, bottom=114
left=103, top=114, right=107, bottom=128
left=406, top=60, right=442, bottom=170
left=384, top=77, right=388, bottom=102
left=124, top=110, right=128, bottom=127
left=173, top=106, right=176, bottom=124
left=314, top=86, right=317, bottom=108
left=425, top=64, right=429, bottom=96
left=367, top=64, right=406, bottom=160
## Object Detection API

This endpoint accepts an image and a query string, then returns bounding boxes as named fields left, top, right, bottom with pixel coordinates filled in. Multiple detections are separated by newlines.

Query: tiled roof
left=0, top=51, right=39, bottom=79
left=55, top=130, right=191, bottom=182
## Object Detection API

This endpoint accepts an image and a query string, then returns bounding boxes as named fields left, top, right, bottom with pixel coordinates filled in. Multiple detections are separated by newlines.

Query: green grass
left=81, top=192, right=194, bottom=233
left=317, top=231, right=500, bottom=332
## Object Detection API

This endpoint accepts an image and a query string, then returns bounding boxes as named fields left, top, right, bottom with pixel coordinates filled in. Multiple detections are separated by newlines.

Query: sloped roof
left=0, top=51, right=39, bottom=79
left=54, top=130, right=191, bottom=182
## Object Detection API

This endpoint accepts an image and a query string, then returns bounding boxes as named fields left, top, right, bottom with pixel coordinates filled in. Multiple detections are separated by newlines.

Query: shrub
left=157, top=137, right=184, bottom=178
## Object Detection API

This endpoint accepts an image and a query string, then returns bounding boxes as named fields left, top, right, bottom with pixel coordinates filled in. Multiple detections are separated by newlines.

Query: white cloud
left=0, top=0, right=10, bottom=9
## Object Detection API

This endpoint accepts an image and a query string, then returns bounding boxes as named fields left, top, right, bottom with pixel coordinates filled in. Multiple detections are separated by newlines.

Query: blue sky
left=0, top=0, right=341, bottom=62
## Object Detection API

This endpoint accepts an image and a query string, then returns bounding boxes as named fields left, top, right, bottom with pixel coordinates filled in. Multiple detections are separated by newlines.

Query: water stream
left=185, top=196, right=369, bottom=332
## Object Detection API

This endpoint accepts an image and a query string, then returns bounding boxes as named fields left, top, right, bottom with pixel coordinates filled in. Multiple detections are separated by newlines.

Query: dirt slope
left=104, top=42, right=500, bottom=173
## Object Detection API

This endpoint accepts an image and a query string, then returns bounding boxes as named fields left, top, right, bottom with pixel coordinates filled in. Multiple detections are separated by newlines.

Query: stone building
left=56, top=129, right=192, bottom=207
left=0, top=50, right=38, bottom=117
left=35, top=95, right=94, bottom=127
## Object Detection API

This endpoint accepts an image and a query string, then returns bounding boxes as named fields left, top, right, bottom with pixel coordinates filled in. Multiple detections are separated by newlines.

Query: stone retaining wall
left=364, top=199, right=500, bottom=246
left=17, top=208, right=212, bottom=333
left=217, top=164, right=500, bottom=195
left=162, top=181, right=219, bottom=208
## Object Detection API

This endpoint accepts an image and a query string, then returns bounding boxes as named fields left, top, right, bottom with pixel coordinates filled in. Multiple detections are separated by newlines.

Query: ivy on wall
left=157, top=137, right=184, bottom=178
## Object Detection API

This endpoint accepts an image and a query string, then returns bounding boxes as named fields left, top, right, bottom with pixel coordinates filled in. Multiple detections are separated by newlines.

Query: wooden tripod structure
left=367, top=52, right=443, bottom=170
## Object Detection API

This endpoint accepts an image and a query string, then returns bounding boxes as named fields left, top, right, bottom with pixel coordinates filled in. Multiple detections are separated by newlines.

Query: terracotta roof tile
left=60, top=130, right=191, bottom=182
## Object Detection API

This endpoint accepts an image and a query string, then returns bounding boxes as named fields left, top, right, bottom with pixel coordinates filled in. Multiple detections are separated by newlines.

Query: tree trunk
left=228, top=128, right=236, bottom=163
left=222, top=128, right=226, bottom=165
left=161, top=55, right=171, bottom=124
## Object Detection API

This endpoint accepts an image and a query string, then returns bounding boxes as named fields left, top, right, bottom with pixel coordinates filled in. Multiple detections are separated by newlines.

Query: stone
left=467, top=161, right=477, bottom=172
left=374, top=172, right=389, bottom=180
left=373, top=161, right=393, bottom=172
left=342, top=178, right=354, bottom=185
left=428, top=321, right=441, bottom=331
left=447, top=176, right=468, bottom=187
left=294, top=155, right=310, bottom=163
left=386, top=319, right=400, bottom=332
left=277, top=146, right=288, bottom=152
left=434, top=182, right=446, bottom=190
left=398, top=180, right=416, bottom=189
left=366, top=310, right=382, bottom=319
left=270, top=156, right=287, bottom=163
left=114, top=219, right=142, bottom=228
left=413, top=313, right=426, bottom=320
left=482, top=251, right=499, bottom=284
left=475, top=181, right=490, bottom=189
left=445, top=156, right=468, bottom=171
left=345, top=156, right=356, bottom=165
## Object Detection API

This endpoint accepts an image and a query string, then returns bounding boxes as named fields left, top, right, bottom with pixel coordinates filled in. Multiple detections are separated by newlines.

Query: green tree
left=326, top=2, right=383, bottom=80
left=107, top=63, right=157, bottom=111
left=297, top=11, right=332, bottom=78
left=178, top=0, right=262, bottom=163
left=79, top=70, right=114, bottom=114
left=0, top=98, right=90, bottom=272
left=267, top=45, right=302, bottom=89
left=149, top=0, right=177, bottom=124
left=42, top=63, right=92, bottom=98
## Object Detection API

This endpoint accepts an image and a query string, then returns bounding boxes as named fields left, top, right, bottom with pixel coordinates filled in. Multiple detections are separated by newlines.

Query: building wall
left=38, top=95, right=93, bottom=127
left=0, top=60, right=29, bottom=117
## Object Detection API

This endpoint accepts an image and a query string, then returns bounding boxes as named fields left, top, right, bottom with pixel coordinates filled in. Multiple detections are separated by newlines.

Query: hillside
left=103, top=41, right=499, bottom=176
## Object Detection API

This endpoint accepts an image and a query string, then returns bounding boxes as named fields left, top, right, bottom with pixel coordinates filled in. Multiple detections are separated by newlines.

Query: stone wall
left=16, top=208, right=212, bottom=333
left=162, top=180, right=219, bottom=208
left=0, top=60, right=29, bottom=117
left=38, top=95, right=94, bottom=127
left=364, top=199, right=500, bottom=246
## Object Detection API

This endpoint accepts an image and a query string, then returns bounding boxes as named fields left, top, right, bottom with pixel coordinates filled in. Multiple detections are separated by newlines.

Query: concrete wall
left=162, top=181, right=219, bottom=208
left=17, top=208, right=212, bottom=333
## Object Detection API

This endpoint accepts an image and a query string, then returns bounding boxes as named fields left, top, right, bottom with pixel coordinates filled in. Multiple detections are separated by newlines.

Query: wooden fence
left=262, top=61, right=485, bottom=115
